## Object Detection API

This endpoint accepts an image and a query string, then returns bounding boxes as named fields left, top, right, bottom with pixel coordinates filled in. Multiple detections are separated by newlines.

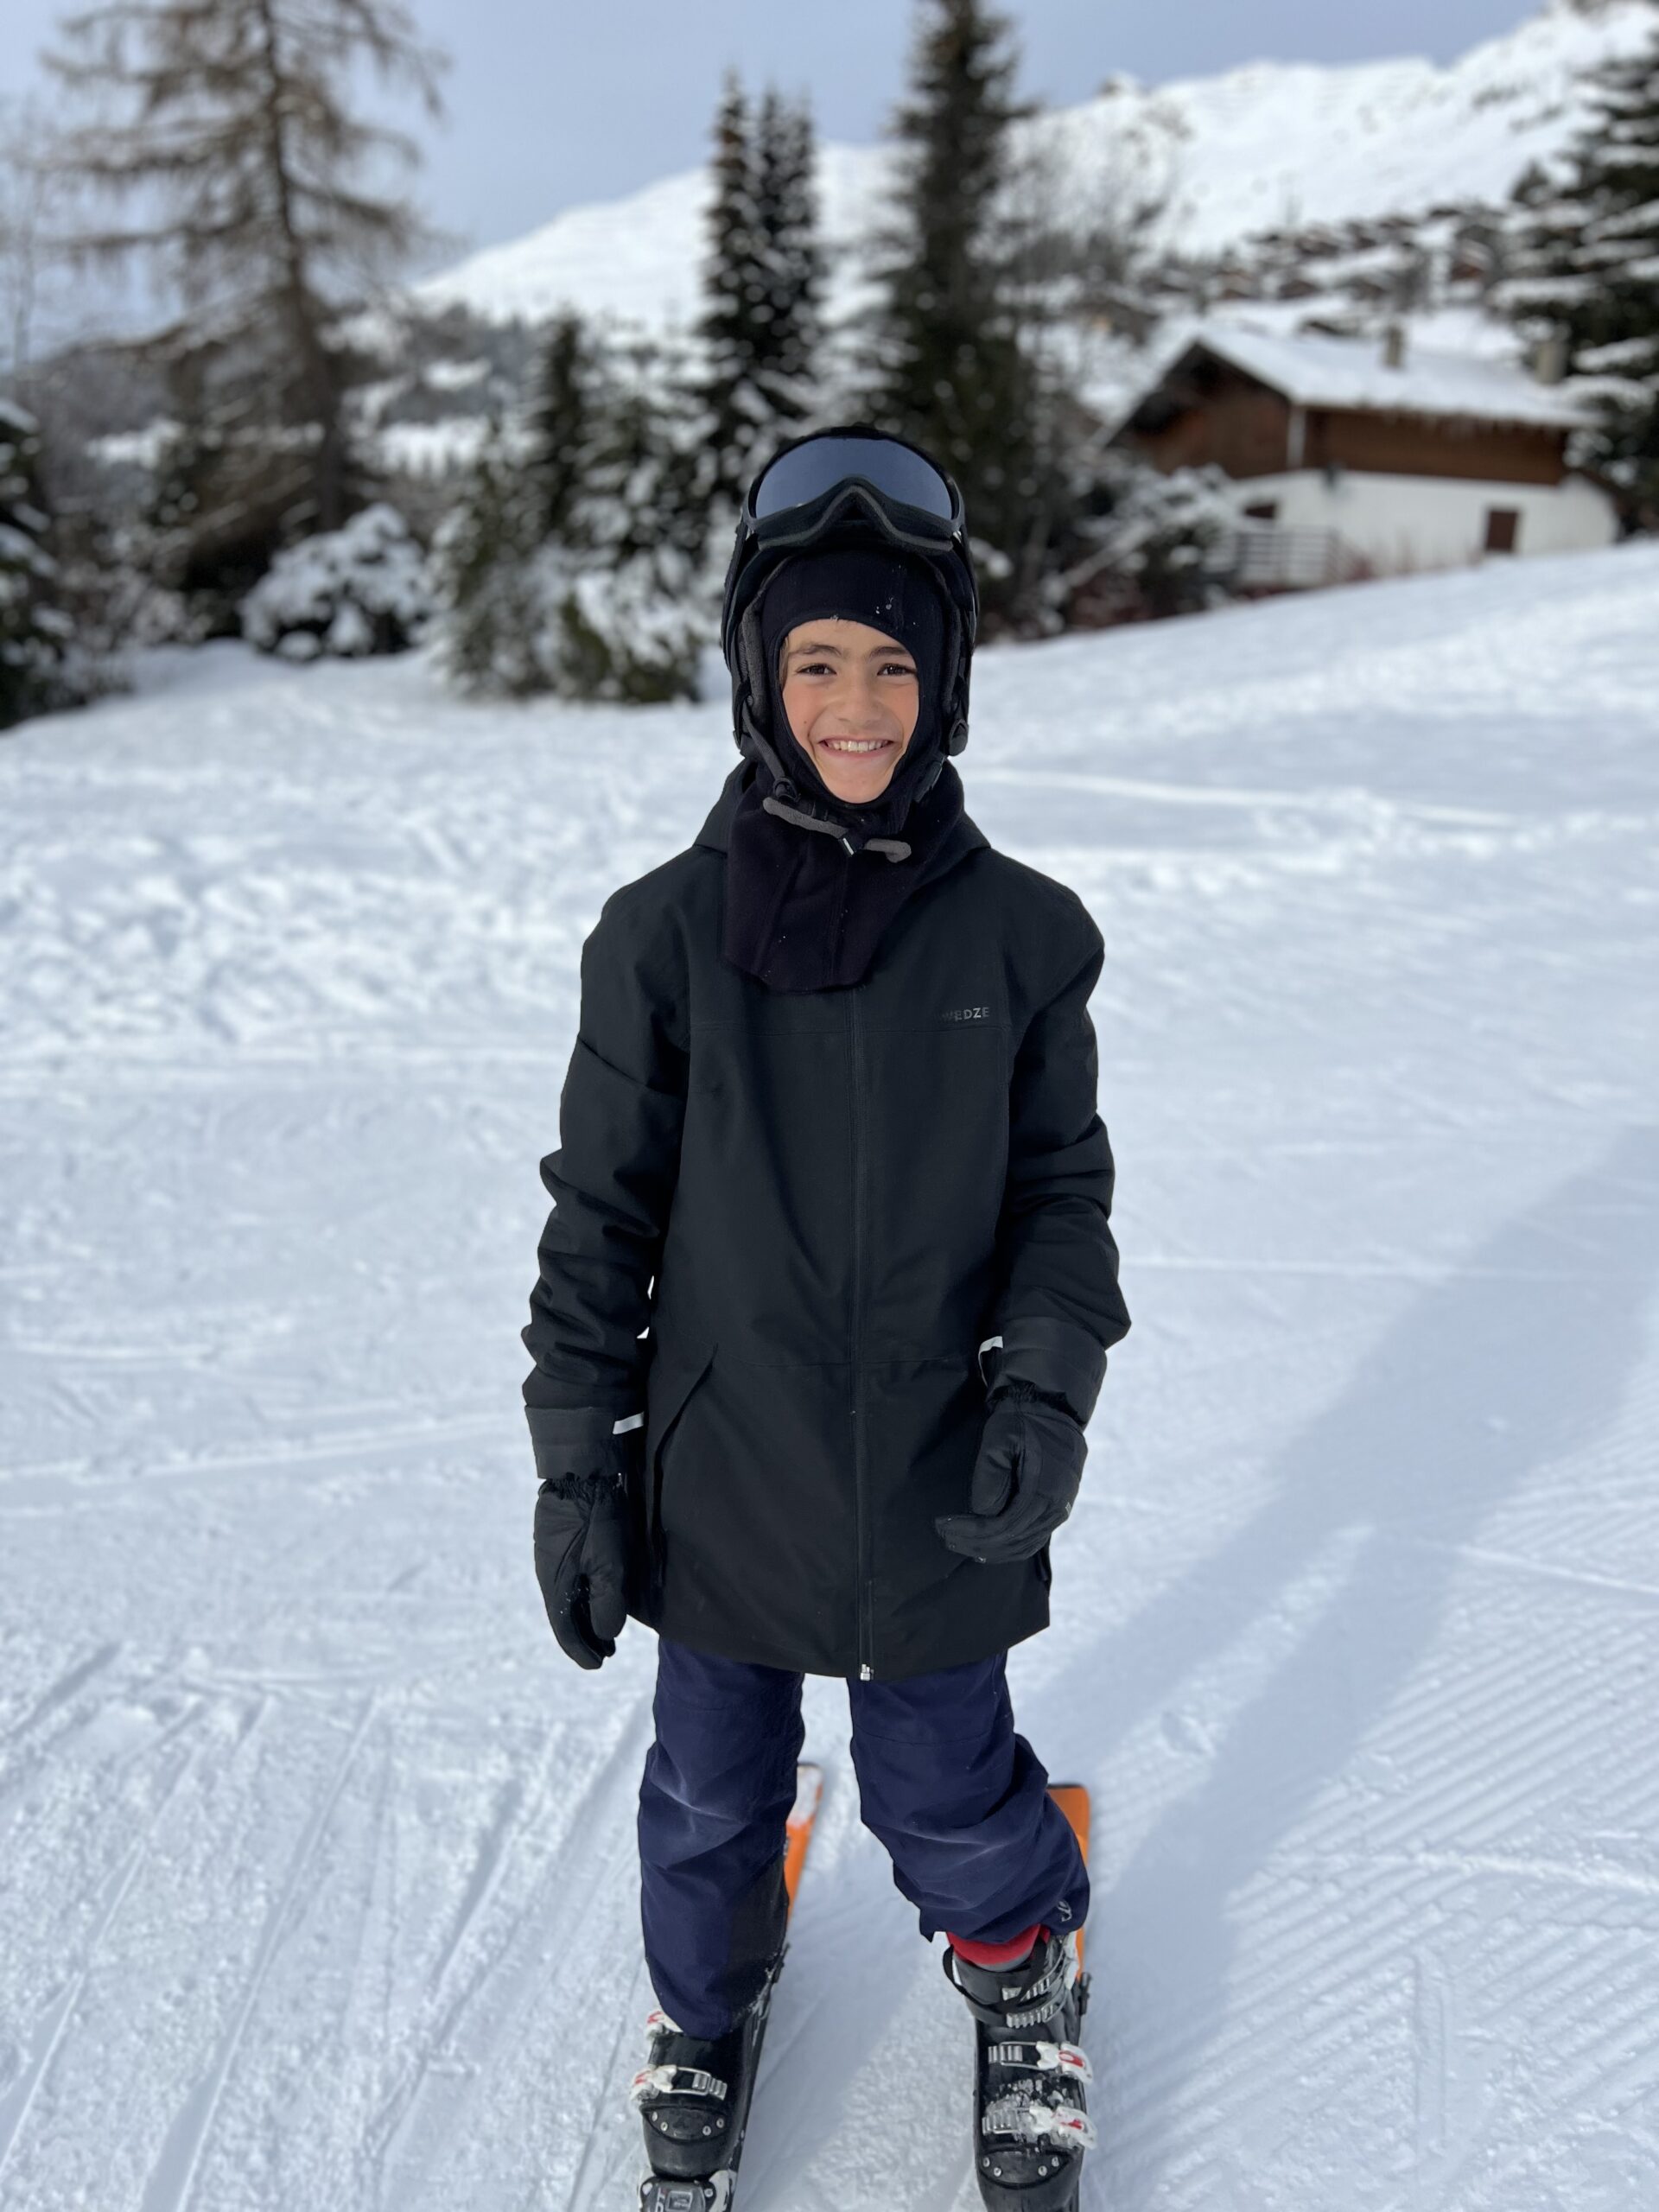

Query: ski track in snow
left=2, top=543, right=1657, bottom=2210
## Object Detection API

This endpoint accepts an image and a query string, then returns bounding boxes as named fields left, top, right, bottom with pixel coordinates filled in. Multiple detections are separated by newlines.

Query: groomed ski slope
left=2, top=538, right=1657, bottom=2212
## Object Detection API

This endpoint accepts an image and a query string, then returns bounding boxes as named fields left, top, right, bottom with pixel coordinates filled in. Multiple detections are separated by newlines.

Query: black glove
left=935, top=1382, right=1088, bottom=1567
left=533, top=1456, right=632, bottom=1670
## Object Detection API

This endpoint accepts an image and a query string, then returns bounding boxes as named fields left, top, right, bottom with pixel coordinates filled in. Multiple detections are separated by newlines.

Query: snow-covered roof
left=1148, top=319, right=1591, bottom=431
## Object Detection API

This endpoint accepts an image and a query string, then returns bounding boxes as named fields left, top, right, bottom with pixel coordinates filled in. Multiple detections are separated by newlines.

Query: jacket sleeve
left=981, top=909, right=1130, bottom=1427
left=521, top=886, right=688, bottom=1479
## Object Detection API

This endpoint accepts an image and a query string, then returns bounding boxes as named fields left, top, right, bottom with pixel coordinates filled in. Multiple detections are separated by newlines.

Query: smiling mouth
left=819, top=738, right=892, bottom=753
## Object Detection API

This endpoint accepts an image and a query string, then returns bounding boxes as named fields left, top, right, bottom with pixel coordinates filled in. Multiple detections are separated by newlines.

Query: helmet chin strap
left=736, top=688, right=798, bottom=795
left=734, top=594, right=802, bottom=795
left=760, top=785, right=912, bottom=861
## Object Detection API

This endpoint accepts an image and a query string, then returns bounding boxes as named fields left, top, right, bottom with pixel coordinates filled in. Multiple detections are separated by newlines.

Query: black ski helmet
left=721, top=423, right=979, bottom=797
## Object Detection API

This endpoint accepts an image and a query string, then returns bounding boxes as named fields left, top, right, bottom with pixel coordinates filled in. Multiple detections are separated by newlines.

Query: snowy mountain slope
left=3, top=539, right=1659, bottom=2209
left=414, top=1, right=1659, bottom=334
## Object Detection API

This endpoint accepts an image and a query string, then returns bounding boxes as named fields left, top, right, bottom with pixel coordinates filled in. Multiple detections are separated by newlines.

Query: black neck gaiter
left=721, top=547, right=967, bottom=994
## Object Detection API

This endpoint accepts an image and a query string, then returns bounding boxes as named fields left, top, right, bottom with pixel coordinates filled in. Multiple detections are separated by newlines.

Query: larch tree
left=1, top=93, right=69, bottom=385
left=40, top=0, right=449, bottom=590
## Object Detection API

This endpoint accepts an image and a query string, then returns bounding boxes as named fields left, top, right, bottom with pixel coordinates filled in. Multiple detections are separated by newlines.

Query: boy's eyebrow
left=785, top=637, right=916, bottom=660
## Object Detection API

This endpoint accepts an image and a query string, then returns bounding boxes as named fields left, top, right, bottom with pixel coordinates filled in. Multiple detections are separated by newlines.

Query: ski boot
left=944, top=1925, right=1096, bottom=2212
left=632, top=1952, right=785, bottom=2212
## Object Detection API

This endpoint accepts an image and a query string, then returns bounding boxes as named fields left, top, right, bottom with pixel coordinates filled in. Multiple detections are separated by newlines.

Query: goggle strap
left=751, top=480, right=960, bottom=556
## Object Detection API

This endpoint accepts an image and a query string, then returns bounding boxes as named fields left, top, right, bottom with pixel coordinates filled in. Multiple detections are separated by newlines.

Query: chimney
left=1533, top=329, right=1568, bottom=385
left=1382, top=321, right=1407, bottom=370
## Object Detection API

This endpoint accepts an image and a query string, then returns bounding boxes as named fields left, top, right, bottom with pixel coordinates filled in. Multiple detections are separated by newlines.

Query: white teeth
left=823, top=740, right=887, bottom=753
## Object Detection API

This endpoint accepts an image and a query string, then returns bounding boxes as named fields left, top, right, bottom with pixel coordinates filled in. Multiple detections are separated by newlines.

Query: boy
left=524, top=426, right=1129, bottom=2211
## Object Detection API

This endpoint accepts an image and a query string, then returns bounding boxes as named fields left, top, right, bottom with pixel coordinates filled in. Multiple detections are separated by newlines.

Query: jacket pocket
left=644, top=1344, right=716, bottom=1602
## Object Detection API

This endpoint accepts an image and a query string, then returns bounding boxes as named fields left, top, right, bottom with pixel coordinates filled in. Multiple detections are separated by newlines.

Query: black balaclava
left=721, top=543, right=968, bottom=994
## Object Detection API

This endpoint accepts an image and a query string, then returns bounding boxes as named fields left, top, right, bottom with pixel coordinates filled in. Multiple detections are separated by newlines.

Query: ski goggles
left=749, top=429, right=962, bottom=533
left=723, top=425, right=977, bottom=675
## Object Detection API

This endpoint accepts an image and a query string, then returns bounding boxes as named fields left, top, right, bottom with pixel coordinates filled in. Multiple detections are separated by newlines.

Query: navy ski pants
left=638, top=1636, right=1090, bottom=2037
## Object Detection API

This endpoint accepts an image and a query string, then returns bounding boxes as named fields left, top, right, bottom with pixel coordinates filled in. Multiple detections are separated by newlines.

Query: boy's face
left=779, top=617, right=919, bottom=803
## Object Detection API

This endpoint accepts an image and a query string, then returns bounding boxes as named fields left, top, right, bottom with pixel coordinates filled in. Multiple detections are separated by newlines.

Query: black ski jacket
left=522, top=761, right=1131, bottom=1680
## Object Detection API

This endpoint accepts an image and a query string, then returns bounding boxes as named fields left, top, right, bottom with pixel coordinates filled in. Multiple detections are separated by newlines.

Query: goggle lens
left=752, top=434, right=956, bottom=523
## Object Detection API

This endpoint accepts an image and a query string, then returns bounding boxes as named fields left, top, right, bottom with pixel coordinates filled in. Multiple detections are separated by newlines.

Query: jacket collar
left=695, top=757, right=989, bottom=870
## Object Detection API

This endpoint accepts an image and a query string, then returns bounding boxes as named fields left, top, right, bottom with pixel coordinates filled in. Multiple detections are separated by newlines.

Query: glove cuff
left=525, top=1403, right=642, bottom=1486
left=988, top=1377, right=1079, bottom=1420
left=538, top=1467, right=625, bottom=1505
left=978, top=1315, right=1108, bottom=1427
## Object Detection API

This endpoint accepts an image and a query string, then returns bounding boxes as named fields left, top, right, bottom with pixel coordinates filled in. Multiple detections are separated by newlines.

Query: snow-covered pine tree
left=41, top=0, right=449, bottom=604
left=240, top=502, right=432, bottom=659
left=1057, top=451, right=1240, bottom=626
left=1496, top=16, right=1659, bottom=527
left=428, top=423, right=546, bottom=697
left=525, top=312, right=609, bottom=543
left=696, top=73, right=767, bottom=514
left=538, top=327, right=705, bottom=704
left=0, top=397, right=73, bottom=728
left=431, top=317, right=704, bottom=704
left=690, top=75, right=823, bottom=561
left=750, top=89, right=823, bottom=447
left=861, top=0, right=1062, bottom=632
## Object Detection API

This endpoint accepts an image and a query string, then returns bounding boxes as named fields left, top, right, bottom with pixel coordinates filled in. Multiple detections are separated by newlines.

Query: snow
left=1113, top=319, right=1593, bottom=435
left=239, top=505, right=433, bottom=659
left=412, top=140, right=885, bottom=339
left=86, top=422, right=182, bottom=474
left=372, top=416, right=495, bottom=479
left=410, top=1, right=1659, bottom=337
left=3, top=536, right=1659, bottom=2209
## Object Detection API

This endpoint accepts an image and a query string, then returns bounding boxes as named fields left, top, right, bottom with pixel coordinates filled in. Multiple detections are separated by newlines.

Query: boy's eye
left=791, top=659, right=917, bottom=679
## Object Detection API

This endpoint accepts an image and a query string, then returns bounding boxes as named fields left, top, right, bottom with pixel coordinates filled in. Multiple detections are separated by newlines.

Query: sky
left=4, top=0, right=1547, bottom=277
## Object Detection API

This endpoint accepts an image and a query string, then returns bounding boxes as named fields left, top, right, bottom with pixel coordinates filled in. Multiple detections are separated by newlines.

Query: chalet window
left=1243, top=500, right=1279, bottom=521
left=1484, top=507, right=1521, bottom=554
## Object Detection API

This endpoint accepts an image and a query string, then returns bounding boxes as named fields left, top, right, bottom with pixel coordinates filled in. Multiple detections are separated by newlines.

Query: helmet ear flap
left=733, top=583, right=801, bottom=792
left=942, top=601, right=971, bottom=756
left=737, top=592, right=771, bottom=732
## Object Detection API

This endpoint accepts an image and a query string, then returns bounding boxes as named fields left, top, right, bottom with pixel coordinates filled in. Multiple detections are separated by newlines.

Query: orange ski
left=784, top=1761, right=822, bottom=1914
left=1048, top=1781, right=1091, bottom=1967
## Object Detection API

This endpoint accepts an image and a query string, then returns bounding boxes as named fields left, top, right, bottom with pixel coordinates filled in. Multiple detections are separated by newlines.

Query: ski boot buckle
left=982, top=2094, right=1099, bottom=2152
left=987, top=2038, right=1093, bottom=2083
left=630, top=2063, right=729, bottom=2107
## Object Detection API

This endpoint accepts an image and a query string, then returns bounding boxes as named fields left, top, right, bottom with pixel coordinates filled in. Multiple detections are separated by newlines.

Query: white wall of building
left=1230, top=467, right=1618, bottom=576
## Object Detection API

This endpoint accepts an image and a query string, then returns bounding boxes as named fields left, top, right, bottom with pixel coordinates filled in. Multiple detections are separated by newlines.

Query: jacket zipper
left=849, top=989, right=874, bottom=1680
